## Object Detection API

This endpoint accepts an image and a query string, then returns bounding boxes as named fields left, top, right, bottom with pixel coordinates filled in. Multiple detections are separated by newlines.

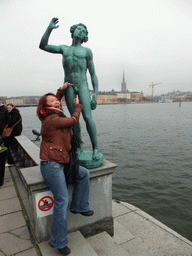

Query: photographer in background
left=0, top=98, right=9, bottom=143
left=0, top=98, right=9, bottom=186
left=4, top=104, right=22, bottom=166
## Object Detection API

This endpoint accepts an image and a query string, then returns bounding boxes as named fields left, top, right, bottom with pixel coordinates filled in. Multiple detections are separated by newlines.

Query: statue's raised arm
left=39, top=17, right=62, bottom=53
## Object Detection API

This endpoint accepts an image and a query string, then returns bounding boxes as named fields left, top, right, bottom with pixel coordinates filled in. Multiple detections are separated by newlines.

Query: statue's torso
left=62, top=46, right=88, bottom=87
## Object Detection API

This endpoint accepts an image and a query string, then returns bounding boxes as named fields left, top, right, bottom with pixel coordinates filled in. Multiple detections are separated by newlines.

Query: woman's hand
left=61, top=82, right=73, bottom=90
left=73, top=95, right=79, bottom=105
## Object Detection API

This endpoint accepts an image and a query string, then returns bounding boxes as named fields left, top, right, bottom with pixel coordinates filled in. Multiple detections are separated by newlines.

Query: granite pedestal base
left=12, top=135, right=117, bottom=243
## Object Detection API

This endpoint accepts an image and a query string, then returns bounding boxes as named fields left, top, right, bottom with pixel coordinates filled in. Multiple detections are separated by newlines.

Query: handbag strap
left=11, top=118, right=22, bottom=129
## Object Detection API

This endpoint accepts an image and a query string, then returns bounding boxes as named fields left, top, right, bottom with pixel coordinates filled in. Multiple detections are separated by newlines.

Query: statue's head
left=70, top=23, right=88, bottom=43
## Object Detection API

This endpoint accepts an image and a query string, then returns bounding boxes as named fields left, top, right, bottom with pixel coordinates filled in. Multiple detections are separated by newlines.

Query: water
left=18, top=102, right=192, bottom=241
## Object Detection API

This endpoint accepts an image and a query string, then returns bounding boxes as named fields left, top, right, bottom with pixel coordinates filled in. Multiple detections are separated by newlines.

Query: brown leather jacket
left=39, top=88, right=83, bottom=163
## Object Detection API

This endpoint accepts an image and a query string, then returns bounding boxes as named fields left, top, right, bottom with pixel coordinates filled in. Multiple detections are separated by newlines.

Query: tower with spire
left=121, top=72, right=127, bottom=92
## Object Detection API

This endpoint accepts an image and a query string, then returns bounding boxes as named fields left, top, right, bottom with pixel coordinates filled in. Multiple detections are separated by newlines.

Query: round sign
left=38, top=196, right=54, bottom=212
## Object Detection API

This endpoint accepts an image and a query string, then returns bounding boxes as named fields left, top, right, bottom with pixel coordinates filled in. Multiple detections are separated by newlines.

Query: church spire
left=121, top=72, right=127, bottom=92
left=123, top=71, right=125, bottom=84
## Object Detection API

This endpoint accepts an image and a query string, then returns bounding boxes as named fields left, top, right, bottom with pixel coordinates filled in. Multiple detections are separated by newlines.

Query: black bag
left=64, top=150, right=79, bottom=185
left=64, top=129, right=82, bottom=185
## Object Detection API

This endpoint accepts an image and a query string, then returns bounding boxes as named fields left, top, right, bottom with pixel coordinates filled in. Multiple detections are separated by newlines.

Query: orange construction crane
left=149, top=82, right=162, bottom=100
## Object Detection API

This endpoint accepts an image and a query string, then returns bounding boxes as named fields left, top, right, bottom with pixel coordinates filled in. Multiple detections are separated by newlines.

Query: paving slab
left=3, top=169, right=14, bottom=187
left=136, top=208, right=192, bottom=246
left=112, top=200, right=132, bottom=218
left=0, top=212, right=26, bottom=233
left=39, top=230, right=98, bottom=256
left=120, top=201, right=139, bottom=211
left=113, top=219, right=135, bottom=245
left=39, top=240, right=63, bottom=256
left=0, top=197, right=21, bottom=216
left=0, top=186, right=17, bottom=200
left=11, top=226, right=31, bottom=240
left=116, top=211, right=192, bottom=256
left=5, top=169, right=11, bottom=178
left=68, top=231, right=98, bottom=256
left=15, top=248, right=38, bottom=256
left=121, top=237, right=151, bottom=256
left=2, top=177, right=14, bottom=187
left=87, top=231, right=130, bottom=256
left=0, top=232, right=33, bottom=256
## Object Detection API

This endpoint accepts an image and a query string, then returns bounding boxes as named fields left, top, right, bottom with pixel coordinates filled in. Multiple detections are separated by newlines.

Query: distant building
left=130, top=92, right=144, bottom=101
left=6, top=98, right=24, bottom=106
left=185, top=93, right=192, bottom=101
left=117, top=92, right=131, bottom=100
left=97, top=92, right=118, bottom=104
left=121, top=72, right=127, bottom=92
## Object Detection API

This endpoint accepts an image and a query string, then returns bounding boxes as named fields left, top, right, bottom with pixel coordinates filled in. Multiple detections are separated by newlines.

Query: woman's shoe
left=58, top=246, right=71, bottom=255
left=5, top=163, right=14, bottom=167
left=70, top=209, right=94, bottom=216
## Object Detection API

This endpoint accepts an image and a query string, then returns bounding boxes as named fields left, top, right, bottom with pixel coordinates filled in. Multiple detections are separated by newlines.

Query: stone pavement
left=112, top=201, right=192, bottom=256
left=0, top=166, right=41, bottom=256
left=1, top=165, right=192, bottom=256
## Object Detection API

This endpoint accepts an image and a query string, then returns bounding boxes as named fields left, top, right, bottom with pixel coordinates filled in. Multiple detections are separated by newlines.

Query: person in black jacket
left=0, top=98, right=9, bottom=140
left=0, top=99, right=9, bottom=186
left=4, top=104, right=22, bottom=166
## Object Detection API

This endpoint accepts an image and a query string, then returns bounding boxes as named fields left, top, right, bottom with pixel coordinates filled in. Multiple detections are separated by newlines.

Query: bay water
left=19, top=102, right=192, bottom=241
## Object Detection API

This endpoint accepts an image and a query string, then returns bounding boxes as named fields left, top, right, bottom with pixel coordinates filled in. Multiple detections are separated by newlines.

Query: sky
left=1, top=0, right=192, bottom=97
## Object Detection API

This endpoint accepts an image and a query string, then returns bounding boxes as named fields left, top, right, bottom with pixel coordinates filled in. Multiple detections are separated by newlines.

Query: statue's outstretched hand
left=49, top=17, right=59, bottom=30
left=91, top=95, right=97, bottom=110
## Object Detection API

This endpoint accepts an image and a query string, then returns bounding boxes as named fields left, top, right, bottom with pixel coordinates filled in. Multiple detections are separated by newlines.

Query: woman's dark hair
left=7, top=103, right=20, bottom=113
left=7, top=103, right=14, bottom=108
left=36, top=93, right=56, bottom=116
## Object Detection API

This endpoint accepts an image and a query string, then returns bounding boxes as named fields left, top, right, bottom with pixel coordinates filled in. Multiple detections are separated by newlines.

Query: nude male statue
left=39, top=17, right=100, bottom=160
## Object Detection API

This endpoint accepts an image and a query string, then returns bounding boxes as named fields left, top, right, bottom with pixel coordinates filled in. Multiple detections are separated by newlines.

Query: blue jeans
left=40, top=161, right=90, bottom=249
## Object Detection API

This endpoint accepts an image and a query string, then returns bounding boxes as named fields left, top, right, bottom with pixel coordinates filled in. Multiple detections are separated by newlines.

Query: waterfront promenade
left=1, top=165, right=192, bottom=256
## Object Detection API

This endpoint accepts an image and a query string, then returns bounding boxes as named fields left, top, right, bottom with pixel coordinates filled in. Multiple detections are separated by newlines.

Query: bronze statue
left=39, top=18, right=103, bottom=167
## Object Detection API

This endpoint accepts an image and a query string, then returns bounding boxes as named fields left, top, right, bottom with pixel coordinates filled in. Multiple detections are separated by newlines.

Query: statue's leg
left=64, top=87, right=83, bottom=153
left=78, top=85, right=100, bottom=160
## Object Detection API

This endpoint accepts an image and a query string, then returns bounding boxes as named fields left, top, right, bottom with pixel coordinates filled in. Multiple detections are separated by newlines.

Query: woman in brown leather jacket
left=37, top=82, right=94, bottom=255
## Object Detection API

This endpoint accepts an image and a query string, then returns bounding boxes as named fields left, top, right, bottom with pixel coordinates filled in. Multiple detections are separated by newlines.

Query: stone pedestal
left=77, top=150, right=103, bottom=169
left=19, top=160, right=116, bottom=243
left=13, top=135, right=117, bottom=243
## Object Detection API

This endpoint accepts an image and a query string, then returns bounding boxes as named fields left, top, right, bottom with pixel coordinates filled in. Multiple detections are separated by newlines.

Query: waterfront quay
left=1, top=165, right=192, bottom=255
left=0, top=135, right=192, bottom=255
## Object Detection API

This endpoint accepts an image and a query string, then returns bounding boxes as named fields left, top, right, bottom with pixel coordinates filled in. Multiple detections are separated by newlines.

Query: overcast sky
left=1, top=0, right=192, bottom=97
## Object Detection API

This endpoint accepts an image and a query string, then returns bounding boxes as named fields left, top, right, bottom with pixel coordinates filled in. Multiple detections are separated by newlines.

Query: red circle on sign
left=38, top=196, right=54, bottom=211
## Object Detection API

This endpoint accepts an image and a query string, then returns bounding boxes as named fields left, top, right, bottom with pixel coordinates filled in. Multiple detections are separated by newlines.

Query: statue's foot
left=77, top=150, right=103, bottom=168
left=93, top=149, right=101, bottom=160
